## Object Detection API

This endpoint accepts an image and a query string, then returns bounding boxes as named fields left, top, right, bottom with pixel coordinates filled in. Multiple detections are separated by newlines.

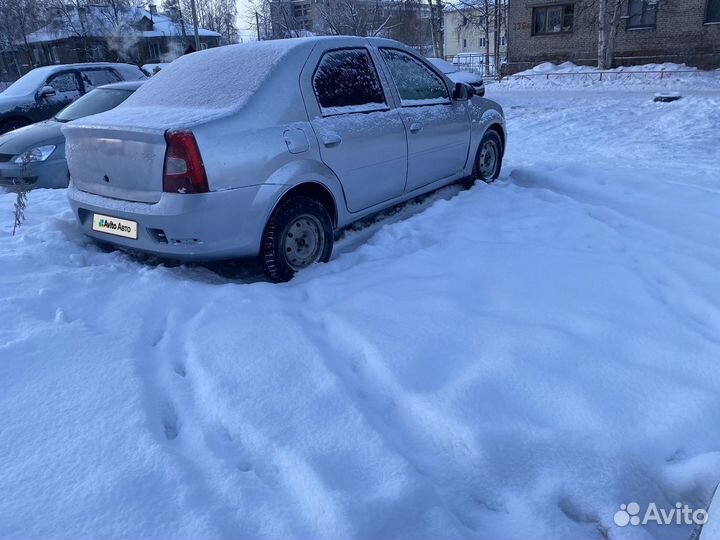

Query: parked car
left=698, top=484, right=718, bottom=540
left=64, top=37, right=505, bottom=282
left=0, top=63, right=145, bottom=134
left=428, top=57, right=485, bottom=97
left=0, top=81, right=143, bottom=190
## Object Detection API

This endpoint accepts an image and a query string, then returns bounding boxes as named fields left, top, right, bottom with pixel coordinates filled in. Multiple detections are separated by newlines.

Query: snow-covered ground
left=501, top=62, right=720, bottom=90
left=1, top=84, right=719, bottom=540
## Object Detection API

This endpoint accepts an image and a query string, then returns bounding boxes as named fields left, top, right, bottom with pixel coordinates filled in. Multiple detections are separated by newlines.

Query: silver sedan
left=64, top=36, right=506, bottom=282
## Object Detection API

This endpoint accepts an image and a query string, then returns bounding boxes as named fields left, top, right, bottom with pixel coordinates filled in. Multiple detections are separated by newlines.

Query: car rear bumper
left=67, top=182, right=280, bottom=260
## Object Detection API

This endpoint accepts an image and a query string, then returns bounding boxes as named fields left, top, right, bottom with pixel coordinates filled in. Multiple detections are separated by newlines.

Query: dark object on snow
left=654, top=92, right=682, bottom=103
left=184, top=46, right=196, bottom=55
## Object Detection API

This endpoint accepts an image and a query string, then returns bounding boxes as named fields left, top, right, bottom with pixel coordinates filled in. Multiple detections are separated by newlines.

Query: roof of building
left=27, top=6, right=220, bottom=44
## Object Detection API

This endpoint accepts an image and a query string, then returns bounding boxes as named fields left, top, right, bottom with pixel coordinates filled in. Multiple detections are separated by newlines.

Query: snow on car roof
left=80, top=39, right=316, bottom=130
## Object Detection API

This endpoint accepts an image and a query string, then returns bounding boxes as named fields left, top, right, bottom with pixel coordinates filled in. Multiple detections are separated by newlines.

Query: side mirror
left=453, top=82, right=475, bottom=101
left=38, top=86, right=57, bottom=100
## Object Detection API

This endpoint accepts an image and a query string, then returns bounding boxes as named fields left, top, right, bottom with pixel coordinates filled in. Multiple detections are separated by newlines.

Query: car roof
left=97, top=80, right=145, bottom=91
left=25, top=63, right=139, bottom=76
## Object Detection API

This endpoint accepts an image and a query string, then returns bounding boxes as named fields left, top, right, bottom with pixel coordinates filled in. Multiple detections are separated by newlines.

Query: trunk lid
left=64, top=124, right=167, bottom=204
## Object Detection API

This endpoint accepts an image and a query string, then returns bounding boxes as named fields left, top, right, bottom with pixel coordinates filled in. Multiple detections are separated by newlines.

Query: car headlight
left=13, top=145, right=56, bottom=164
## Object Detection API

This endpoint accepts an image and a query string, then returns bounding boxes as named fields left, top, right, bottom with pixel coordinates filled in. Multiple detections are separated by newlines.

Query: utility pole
left=255, top=10, right=261, bottom=40
left=190, top=0, right=201, bottom=51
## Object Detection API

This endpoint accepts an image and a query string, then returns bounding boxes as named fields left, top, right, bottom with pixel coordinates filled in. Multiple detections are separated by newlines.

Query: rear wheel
left=261, top=195, right=333, bottom=283
left=466, top=129, right=503, bottom=187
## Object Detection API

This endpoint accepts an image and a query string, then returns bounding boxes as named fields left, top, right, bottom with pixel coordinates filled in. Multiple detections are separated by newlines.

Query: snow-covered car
left=64, top=36, right=506, bottom=282
left=0, top=63, right=146, bottom=134
left=698, top=485, right=719, bottom=540
left=428, top=57, right=485, bottom=96
left=0, top=81, right=143, bottom=190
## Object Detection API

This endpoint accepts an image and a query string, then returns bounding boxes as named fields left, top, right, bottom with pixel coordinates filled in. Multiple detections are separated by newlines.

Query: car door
left=39, top=70, right=83, bottom=119
left=304, top=47, right=407, bottom=213
left=379, top=48, right=471, bottom=192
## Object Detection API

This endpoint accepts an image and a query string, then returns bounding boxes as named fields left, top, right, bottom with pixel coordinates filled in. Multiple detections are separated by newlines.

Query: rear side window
left=380, top=49, right=450, bottom=106
left=313, top=48, right=386, bottom=113
left=81, top=69, right=121, bottom=90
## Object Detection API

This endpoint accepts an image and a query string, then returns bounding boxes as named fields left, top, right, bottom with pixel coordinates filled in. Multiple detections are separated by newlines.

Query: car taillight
left=163, top=131, right=209, bottom=194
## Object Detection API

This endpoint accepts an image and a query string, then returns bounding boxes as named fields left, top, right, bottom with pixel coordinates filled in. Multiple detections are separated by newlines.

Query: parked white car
left=427, top=57, right=485, bottom=96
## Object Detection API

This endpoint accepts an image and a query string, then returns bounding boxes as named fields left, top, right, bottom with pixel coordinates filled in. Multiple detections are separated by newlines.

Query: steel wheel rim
left=478, top=140, right=498, bottom=179
left=282, top=214, right=325, bottom=270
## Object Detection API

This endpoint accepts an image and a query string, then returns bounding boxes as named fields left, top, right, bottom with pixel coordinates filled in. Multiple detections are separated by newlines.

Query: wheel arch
left=272, top=181, right=338, bottom=227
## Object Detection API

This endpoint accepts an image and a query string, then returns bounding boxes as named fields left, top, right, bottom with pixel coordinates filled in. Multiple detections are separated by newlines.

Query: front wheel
left=261, top=195, right=334, bottom=283
left=469, top=130, right=503, bottom=186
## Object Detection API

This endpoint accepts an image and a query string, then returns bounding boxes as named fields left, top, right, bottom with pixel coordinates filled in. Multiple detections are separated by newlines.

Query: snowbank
left=502, top=61, right=720, bottom=90
left=1, top=86, right=719, bottom=539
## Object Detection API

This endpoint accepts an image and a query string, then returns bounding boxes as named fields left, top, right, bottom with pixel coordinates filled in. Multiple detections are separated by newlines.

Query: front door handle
left=322, top=133, right=342, bottom=148
left=409, top=123, right=423, bottom=134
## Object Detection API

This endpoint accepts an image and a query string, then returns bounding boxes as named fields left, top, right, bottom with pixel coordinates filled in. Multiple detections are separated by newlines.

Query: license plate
left=92, top=213, right=138, bottom=240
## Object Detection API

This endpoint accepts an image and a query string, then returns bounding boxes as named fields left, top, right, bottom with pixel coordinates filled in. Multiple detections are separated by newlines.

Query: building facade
left=506, top=0, right=720, bottom=74
left=0, top=5, right=221, bottom=82
left=443, top=4, right=508, bottom=67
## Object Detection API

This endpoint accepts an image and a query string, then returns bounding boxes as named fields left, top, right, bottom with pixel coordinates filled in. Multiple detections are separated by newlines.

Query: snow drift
left=1, top=86, right=719, bottom=540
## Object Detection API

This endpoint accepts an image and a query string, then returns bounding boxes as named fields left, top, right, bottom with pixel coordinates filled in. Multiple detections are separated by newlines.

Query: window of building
left=380, top=48, right=450, bottom=106
left=200, top=42, right=209, bottom=50
left=313, top=48, right=386, bottom=112
left=87, top=44, right=105, bottom=62
left=627, top=0, right=657, bottom=28
left=706, top=0, right=720, bottom=22
left=149, top=41, right=161, bottom=60
left=479, top=37, right=486, bottom=48
left=532, top=5, right=574, bottom=35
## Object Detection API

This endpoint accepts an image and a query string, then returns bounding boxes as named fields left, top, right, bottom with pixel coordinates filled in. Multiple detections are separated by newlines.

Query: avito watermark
left=614, top=502, right=708, bottom=527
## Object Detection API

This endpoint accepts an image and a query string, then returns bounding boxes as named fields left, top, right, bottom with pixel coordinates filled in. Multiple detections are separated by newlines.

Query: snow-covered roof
left=27, top=6, right=220, bottom=44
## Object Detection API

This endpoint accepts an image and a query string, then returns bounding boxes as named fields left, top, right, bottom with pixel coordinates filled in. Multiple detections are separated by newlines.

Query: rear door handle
left=409, top=123, right=423, bottom=134
left=322, top=133, right=342, bottom=148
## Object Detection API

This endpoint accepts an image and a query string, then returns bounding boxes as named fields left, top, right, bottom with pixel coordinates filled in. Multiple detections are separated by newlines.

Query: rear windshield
left=117, top=41, right=294, bottom=112
left=56, top=88, right=134, bottom=122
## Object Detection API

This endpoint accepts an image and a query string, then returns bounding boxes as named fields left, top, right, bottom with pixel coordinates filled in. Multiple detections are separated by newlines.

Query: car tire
left=261, top=195, right=333, bottom=283
left=467, top=129, right=503, bottom=187
left=0, top=118, right=30, bottom=134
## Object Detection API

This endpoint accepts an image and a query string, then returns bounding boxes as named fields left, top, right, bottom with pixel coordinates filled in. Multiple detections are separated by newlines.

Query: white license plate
left=92, top=213, right=138, bottom=240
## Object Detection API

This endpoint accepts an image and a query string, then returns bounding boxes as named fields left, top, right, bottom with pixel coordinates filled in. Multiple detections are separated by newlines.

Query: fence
left=502, top=69, right=716, bottom=84
left=442, top=54, right=503, bottom=78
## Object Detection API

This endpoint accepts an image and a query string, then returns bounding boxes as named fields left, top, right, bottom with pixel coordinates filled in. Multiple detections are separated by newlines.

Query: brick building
left=506, top=0, right=720, bottom=73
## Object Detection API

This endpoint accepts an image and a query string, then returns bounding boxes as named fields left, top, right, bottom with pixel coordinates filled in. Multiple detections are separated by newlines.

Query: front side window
left=47, top=72, right=80, bottom=94
left=627, top=0, right=657, bottom=28
left=380, top=48, right=449, bottom=106
left=532, top=5, right=574, bottom=34
left=313, top=48, right=386, bottom=113
left=706, top=0, right=720, bottom=22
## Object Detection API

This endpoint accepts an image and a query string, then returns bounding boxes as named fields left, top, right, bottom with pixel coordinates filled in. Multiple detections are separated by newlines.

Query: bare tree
left=180, top=0, right=238, bottom=43
left=0, top=0, right=48, bottom=73
left=426, top=0, right=443, bottom=57
left=315, top=0, right=403, bottom=37
left=592, top=0, right=628, bottom=69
